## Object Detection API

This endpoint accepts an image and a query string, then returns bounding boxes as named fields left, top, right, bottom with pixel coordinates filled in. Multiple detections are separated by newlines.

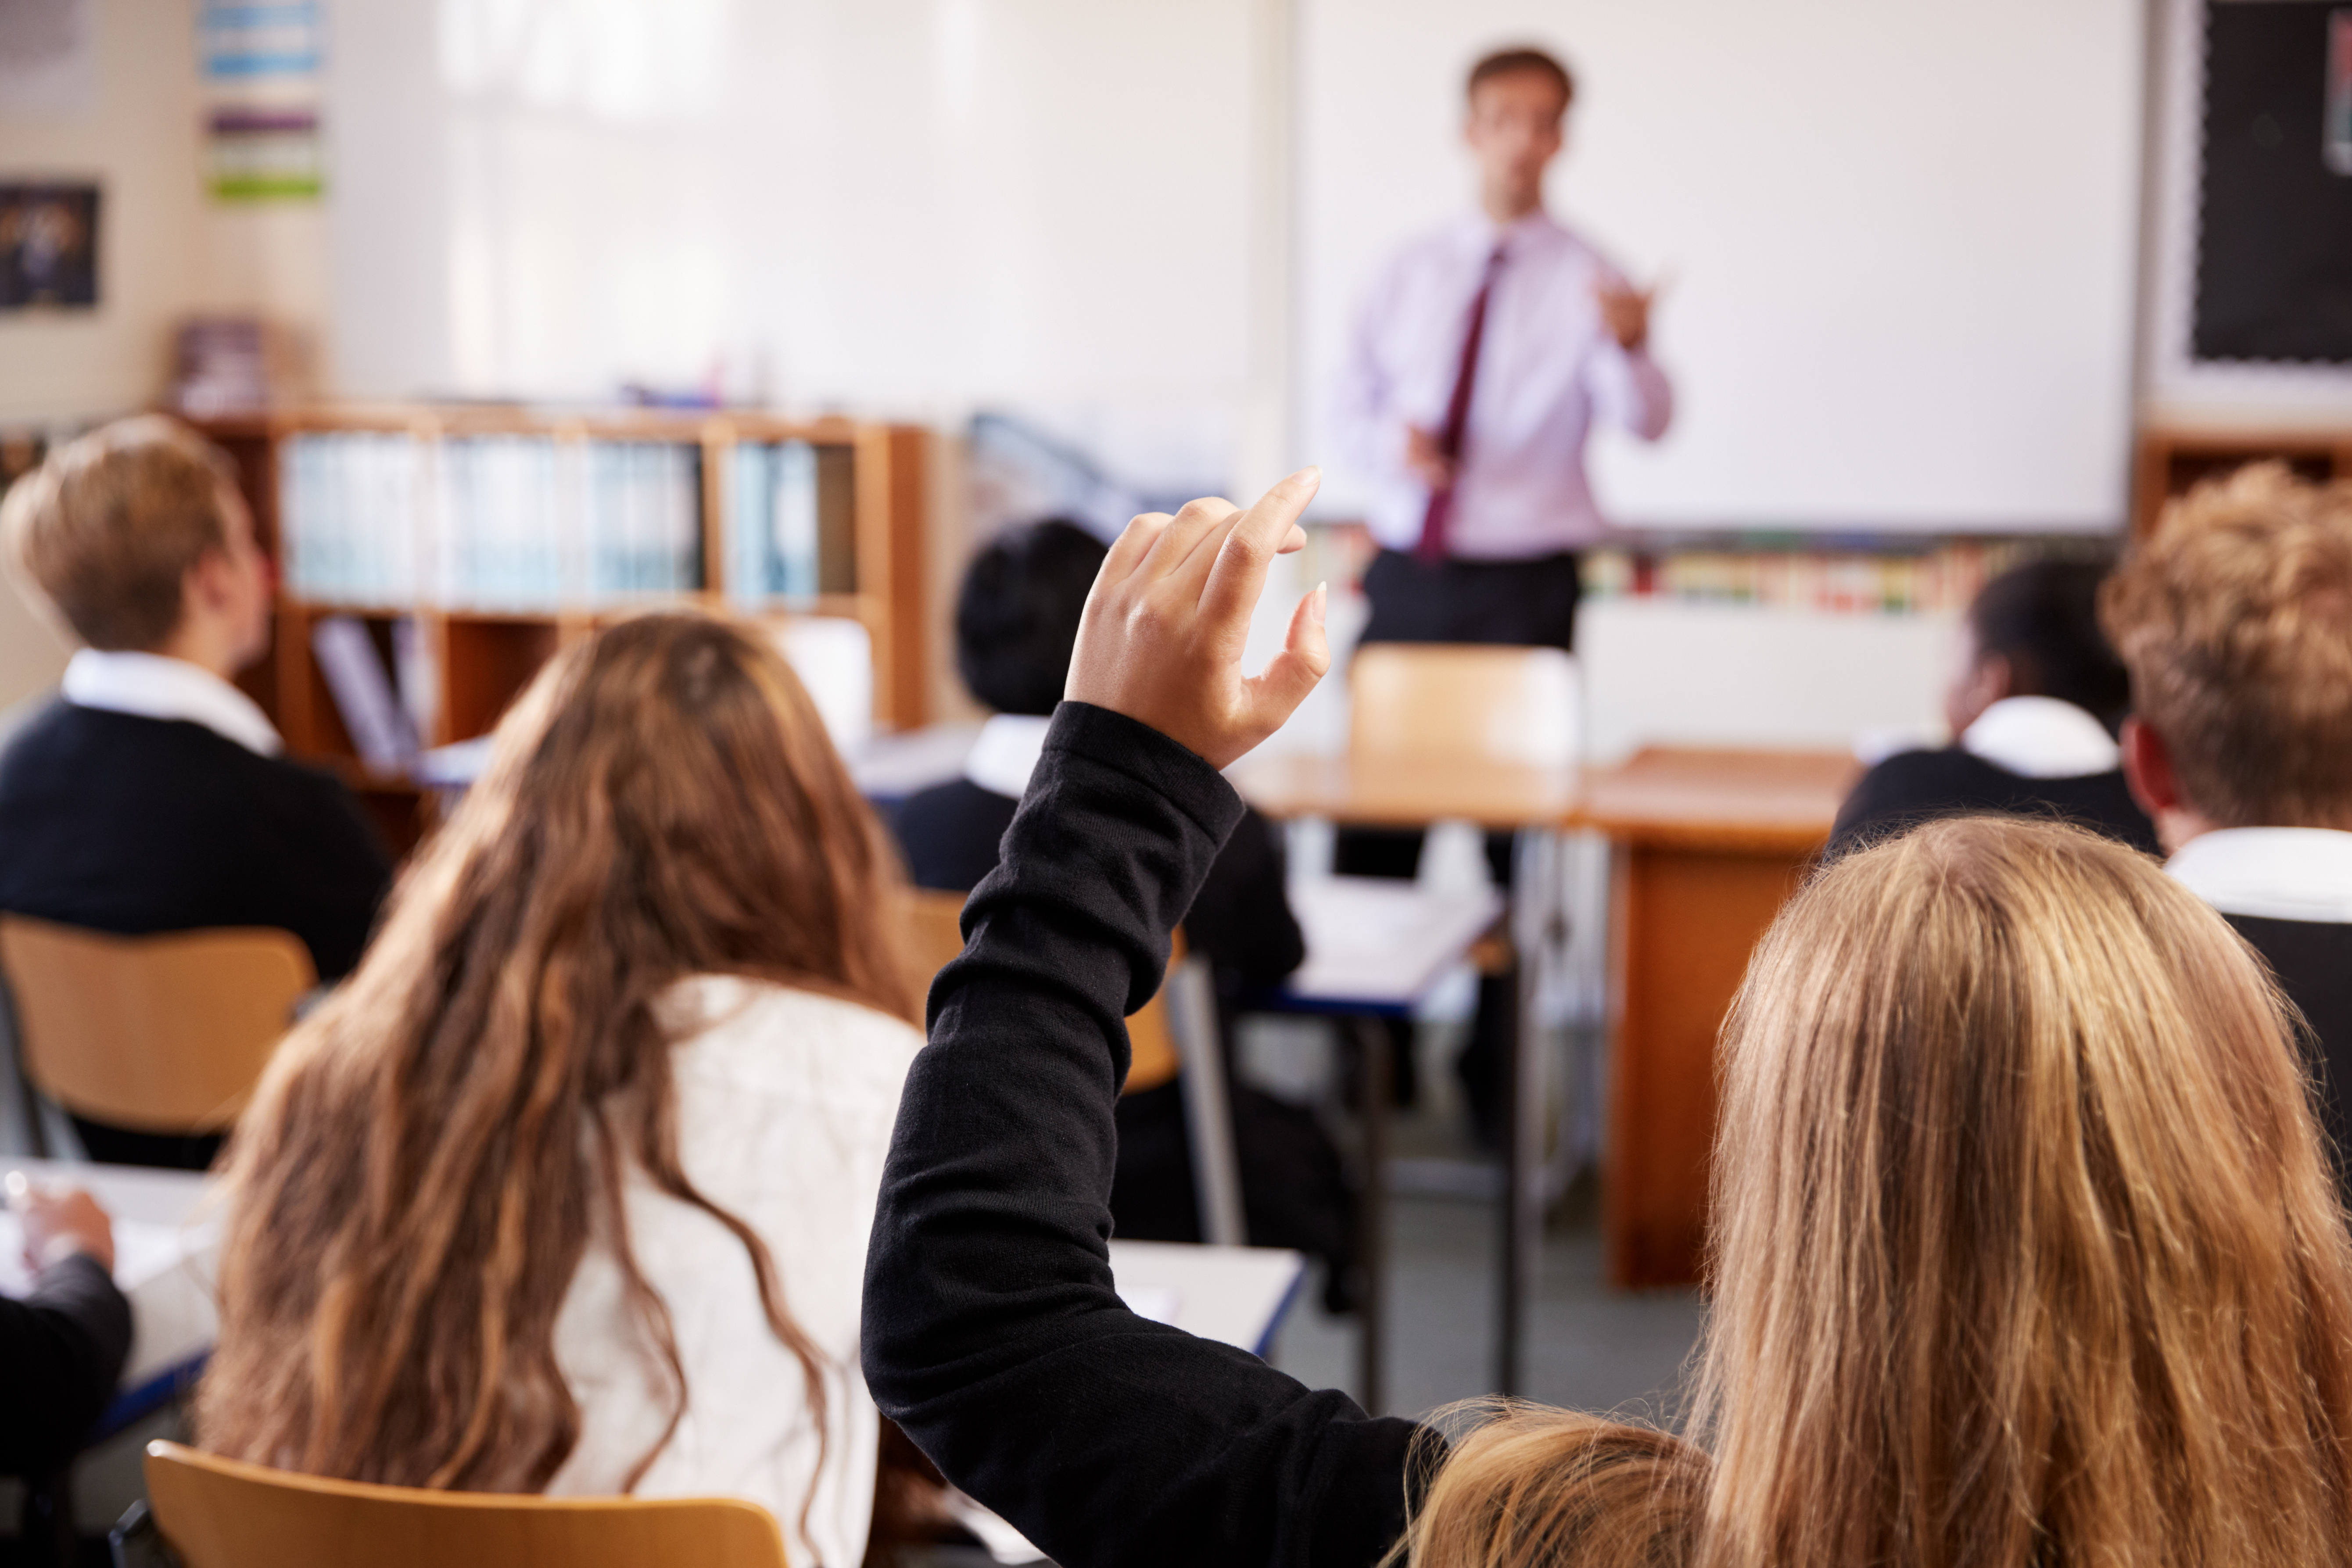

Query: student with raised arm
left=863, top=473, right=2352, bottom=1568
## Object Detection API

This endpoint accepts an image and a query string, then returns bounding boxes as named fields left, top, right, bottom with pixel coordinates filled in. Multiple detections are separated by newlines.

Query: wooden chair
left=903, top=889, right=1244, bottom=1242
left=140, top=1442, right=789, bottom=1568
left=904, top=888, right=1182, bottom=1092
left=0, top=916, right=315, bottom=1138
left=1349, top=642, right=1581, bottom=769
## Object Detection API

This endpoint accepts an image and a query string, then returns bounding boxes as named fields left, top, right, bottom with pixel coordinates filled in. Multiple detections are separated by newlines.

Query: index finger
left=1197, top=468, right=1322, bottom=630
left=1099, top=510, right=1176, bottom=588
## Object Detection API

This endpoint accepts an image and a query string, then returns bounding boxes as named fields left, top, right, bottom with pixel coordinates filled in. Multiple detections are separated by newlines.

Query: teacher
left=1337, top=44, right=1671, bottom=653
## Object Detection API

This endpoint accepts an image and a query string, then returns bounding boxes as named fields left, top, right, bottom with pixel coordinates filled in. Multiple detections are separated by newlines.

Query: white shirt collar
left=61, top=648, right=283, bottom=757
left=1455, top=208, right=1561, bottom=256
left=2166, top=827, right=2352, bottom=924
left=1959, top=696, right=2119, bottom=780
left=962, top=712, right=1052, bottom=800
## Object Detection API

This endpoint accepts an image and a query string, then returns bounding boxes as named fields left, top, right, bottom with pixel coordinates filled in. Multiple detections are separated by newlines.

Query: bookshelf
left=188, top=407, right=930, bottom=851
left=2133, top=425, right=2352, bottom=537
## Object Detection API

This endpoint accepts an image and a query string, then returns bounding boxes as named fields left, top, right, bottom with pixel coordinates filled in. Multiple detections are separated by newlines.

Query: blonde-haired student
left=0, top=417, right=390, bottom=1168
left=199, top=614, right=921, bottom=1568
left=2105, top=462, right=2352, bottom=1177
left=862, top=473, right=2352, bottom=1568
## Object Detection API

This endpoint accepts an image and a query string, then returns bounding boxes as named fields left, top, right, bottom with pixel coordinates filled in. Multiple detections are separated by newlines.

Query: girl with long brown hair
left=857, top=472, right=2352, bottom=1568
left=1403, top=812, right=2352, bottom=1566
left=200, top=612, right=920, bottom=1568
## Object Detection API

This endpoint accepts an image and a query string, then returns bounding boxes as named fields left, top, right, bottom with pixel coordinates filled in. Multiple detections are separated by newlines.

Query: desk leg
left=1352, top=1017, right=1390, bottom=1416
left=1604, top=844, right=1811, bottom=1288
left=1496, top=828, right=1557, bottom=1397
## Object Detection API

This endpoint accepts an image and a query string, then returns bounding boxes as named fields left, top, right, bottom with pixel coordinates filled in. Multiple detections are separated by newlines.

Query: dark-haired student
left=2104, top=463, right=2352, bottom=1178
left=893, top=519, right=1355, bottom=1301
left=1831, top=558, right=2156, bottom=855
left=0, top=418, right=391, bottom=1170
left=0, top=1181, right=131, bottom=1476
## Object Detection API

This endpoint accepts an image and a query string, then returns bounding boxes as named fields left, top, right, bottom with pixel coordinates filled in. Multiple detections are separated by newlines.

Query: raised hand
left=1065, top=469, right=1331, bottom=770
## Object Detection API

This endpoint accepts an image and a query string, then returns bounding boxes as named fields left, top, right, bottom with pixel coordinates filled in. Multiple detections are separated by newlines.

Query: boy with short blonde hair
left=0, top=417, right=389, bottom=1168
left=2104, top=461, right=2352, bottom=1170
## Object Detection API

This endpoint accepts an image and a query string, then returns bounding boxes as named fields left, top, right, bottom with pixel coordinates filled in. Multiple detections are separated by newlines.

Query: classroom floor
left=1267, top=1179, right=1707, bottom=1426
left=1247, top=1011, right=1710, bottom=1425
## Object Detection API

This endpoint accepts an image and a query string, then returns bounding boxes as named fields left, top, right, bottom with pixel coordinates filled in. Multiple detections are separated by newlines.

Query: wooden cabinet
left=190, top=408, right=931, bottom=851
left=2133, top=425, right=2352, bottom=537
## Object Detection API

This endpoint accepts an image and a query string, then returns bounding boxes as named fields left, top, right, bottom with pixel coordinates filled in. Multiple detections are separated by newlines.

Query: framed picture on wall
left=0, top=182, right=100, bottom=309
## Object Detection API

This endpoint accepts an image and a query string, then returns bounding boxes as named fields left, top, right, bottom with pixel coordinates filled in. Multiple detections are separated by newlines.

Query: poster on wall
left=199, top=0, right=324, bottom=202
left=0, top=0, right=96, bottom=115
left=0, top=183, right=99, bottom=309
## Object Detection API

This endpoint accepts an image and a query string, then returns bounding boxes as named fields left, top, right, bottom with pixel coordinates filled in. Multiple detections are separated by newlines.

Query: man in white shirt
left=2100, top=462, right=2352, bottom=1186
left=1332, top=47, right=1674, bottom=1141
left=0, top=417, right=389, bottom=1167
left=1334, top=44, right=1672, bottom=653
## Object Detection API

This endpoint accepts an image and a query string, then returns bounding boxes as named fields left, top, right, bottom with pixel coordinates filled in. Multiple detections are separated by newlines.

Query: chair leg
left=1351, top=1017, right=1391, bottom=1418
left=21, top=1464, right=76, bottom=1568
left=1165, top=958, right=1247, bottom=1248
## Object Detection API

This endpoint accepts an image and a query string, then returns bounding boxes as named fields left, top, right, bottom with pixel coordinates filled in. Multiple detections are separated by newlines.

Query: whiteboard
left=1298, top=0, right=2145, bottom=534
left=328, top=0, right=1260, bottom=487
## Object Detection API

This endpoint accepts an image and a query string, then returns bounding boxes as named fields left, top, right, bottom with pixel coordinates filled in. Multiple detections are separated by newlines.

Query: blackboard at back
left=2196, top=0, right=2352, bottom=362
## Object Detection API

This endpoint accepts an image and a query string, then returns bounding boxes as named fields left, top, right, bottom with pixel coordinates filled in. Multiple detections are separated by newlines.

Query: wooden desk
left=1233, top=752, right=1572, bottom=1398
left=1569, top=748, right=1856, bottom=1289
left=1228, top=754, right=1578, bottom=832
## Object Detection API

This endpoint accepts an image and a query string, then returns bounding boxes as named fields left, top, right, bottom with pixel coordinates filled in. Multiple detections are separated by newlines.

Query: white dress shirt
left=961, top=712, right=1052, bottom=800
left=547, top=977, right=924, bottom=1568
left=2167, top=828, right=2352, bottom=924
left=61, top=648, right=283, bottom=756
left=1335, top=210, right=1674, bottom=559
left=1958, top=696, right=2120, bottom=779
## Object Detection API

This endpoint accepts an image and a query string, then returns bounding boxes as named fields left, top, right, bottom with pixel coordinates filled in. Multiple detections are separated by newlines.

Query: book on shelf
left=278, top=432, right=707, bottom=609
left=728, top=439, right=823, bottom=604
left=311, top=615, right=419, bottom=770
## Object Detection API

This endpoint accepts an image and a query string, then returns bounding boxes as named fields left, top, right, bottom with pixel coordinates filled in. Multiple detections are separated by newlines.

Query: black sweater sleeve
left=863, top=702, right=1423, bottom=1568
left=0, top=1253, right=132, bottom=1474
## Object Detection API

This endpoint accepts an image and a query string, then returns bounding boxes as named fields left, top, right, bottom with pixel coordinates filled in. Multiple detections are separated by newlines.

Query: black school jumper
left=1830, top=748, right=2159, bottom=859
left=864, top=703, right=1423, bottom=1568
left=2228, top=913, right=2352, bottom=1186
left=0, top=1253, right=131, bottom=1474
left=0, top=702, right=393, bottom=1167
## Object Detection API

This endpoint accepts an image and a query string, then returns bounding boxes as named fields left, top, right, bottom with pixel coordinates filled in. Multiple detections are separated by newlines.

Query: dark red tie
left=1416, top=245, right=1507, bottom=565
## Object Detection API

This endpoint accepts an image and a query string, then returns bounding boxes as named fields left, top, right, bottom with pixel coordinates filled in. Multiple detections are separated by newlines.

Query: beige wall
left=0, top=0, right=329, bottom=707
left=0, top=0, right=206, bottom=424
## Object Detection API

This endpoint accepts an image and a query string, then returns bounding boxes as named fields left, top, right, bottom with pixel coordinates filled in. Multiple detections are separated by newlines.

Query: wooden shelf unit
left=2132, top=424, right=2352, bottom=537
left=189, top=408, right=930, bottom=844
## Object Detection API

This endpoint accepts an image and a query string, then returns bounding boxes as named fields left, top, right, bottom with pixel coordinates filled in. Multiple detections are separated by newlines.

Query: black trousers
left=1340, top=548, right=1582, bottom=1142
left=1358, top=548, right=1582, bottom=652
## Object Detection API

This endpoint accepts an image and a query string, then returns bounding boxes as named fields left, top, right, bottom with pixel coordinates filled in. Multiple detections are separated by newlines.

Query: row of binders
left=278, top=432, right=852, bottom=609
left=1581, top=539, right=2035, bottom=616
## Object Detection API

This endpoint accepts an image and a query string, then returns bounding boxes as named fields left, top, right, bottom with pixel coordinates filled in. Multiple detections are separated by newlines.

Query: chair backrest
left=1349, top=643, right=1581, bottom=768
left=902, top=888, right=1180, bottom=1093
left=0, top=916, right=316, bottom=1133
left=142, top=1442, right=789, bottom=1568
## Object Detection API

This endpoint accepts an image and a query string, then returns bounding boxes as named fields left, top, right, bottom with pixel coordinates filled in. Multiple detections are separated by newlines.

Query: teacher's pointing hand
left=1065, top=468, right=1331, bottom=771
left=1595, top=276, right=1656, bottom=353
